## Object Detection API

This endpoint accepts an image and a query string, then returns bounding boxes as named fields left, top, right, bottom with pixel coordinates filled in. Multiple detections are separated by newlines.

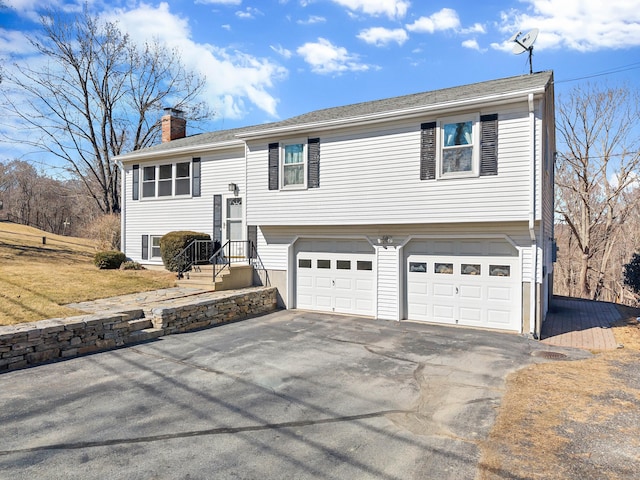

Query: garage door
left=406, top=253, right=521, bottom=331
left=296, top=251, right=375, bottom=316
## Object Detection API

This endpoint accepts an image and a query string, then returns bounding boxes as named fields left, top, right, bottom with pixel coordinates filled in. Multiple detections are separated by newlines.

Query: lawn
left=0, top=222, right=175, bottom=325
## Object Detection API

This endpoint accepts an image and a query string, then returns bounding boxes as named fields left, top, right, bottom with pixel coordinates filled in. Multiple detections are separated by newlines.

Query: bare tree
left=1, top=8, right=210, bottom=214
left=555, top=83, right=640, bottom=302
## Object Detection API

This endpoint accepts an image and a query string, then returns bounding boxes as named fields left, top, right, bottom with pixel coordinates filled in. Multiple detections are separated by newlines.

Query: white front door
left=225, top=197, right=244, bottom=258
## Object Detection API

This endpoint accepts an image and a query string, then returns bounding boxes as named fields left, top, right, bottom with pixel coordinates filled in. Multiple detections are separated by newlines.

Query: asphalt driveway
left=0, top=310, right=587, bottom=480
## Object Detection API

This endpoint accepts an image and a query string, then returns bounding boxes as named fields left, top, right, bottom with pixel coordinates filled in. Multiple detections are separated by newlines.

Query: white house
left=114, top=71, right=556, bottom=338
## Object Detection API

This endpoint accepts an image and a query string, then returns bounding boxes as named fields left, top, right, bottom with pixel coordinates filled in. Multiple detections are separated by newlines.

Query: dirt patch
left=478, top=305, right=640, bottom=480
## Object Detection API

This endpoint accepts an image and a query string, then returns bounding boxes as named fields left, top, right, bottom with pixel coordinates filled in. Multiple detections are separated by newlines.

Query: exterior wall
left=123, top=148, right=245, bottom=264
left=247, top=100, right=543, bottom=227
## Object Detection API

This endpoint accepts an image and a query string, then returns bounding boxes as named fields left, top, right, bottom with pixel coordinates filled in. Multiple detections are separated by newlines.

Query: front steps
left=176, top=264, right=254, bottom=291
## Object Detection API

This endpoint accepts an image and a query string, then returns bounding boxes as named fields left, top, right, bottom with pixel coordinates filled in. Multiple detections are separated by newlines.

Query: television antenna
left=509, top=28, right=539, bottom=74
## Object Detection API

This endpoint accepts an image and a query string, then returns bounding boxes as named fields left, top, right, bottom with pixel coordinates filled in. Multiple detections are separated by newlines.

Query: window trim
left=437, top=113, right=480, bottom=179
left=138, top=161, right=194, bottom=200
left=280, top=138, right=308, bottom=189
left=150, top=235, right=162, bottom=259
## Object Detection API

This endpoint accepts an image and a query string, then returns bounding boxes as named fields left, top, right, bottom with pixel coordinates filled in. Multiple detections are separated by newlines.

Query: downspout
left=528, top=93, right=538, bottom=338
left=115, top=159, right=126, bottom=256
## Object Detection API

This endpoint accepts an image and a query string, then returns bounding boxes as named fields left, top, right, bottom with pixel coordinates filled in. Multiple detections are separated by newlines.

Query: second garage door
left=296, top=251, right=375, bottom=316
left=406, top=248, right=521, bottom=331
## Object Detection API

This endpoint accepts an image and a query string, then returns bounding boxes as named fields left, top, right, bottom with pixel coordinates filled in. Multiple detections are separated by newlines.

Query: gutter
left=114, top=158, right=126, bottom=255
left=113, top=139, right=245, bottom=164
left=528, top=93, right=538, bottom=338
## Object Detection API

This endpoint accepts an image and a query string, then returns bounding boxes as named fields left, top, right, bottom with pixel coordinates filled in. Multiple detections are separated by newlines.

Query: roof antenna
left=509, top=28, right=539, bottom=74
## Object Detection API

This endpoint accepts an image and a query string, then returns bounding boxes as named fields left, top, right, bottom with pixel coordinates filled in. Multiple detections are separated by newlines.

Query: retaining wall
left=0, top=287, right=277, bottom=372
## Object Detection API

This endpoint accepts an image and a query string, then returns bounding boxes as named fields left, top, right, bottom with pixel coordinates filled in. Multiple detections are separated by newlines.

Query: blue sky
left=1, top=0, right=640, bottom=161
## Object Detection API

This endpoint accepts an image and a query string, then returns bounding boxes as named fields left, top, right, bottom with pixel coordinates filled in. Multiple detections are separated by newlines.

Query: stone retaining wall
left=0, top=287, right=277, bottom=372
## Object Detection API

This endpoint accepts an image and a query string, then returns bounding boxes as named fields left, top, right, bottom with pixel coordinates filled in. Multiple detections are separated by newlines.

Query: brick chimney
left=161, top=108, right=186, bottom=143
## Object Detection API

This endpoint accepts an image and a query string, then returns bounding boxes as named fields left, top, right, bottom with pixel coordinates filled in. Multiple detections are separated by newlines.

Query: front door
left=226, top=197, right=244, bottom=259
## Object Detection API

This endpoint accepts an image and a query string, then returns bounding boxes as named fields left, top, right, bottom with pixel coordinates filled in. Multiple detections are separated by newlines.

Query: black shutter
left=192, top=158, right=201, bottom=196
left=132, top=165, right=139, bottom=200
left=141, top=235, right=148, bottom=260
left=420, top=122, right=436, bottom=180
left=307, top=138, right=320, bottom=188
left=247, top=225, right=257, bottom=259
left=213, top=194, right=222, bottom=243
left=268, top=142, right=279, bottom=190
left=480, top=114, right=498, bottom=176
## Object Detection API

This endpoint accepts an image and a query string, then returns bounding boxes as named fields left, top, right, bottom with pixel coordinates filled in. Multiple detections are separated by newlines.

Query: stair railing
left=173, top=239, right=214, bottom=278
left=209, top=240, right=269, bottom=286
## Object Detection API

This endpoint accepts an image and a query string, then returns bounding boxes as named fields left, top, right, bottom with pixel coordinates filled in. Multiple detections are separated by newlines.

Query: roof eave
left=112, top=139, right=245, bottom=163
left=236, top=86, right=547, bottom=140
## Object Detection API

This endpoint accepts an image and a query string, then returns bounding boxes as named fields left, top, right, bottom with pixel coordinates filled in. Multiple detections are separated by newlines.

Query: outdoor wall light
left=377, top=235, right=393, bottom=245
left=228, top=183, right=238, bottom=195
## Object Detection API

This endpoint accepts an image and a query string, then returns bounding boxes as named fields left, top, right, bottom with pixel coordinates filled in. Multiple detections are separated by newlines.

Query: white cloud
left=297, top=37, right=371, bottom=74
left=0, top=28, right=38, bottom=56
left=4, top=0, right=84, bottom=21
left=297, top=15, right=326, bottom=25
left=235, top=7, right=262, bottom=19
left=406, top=8, right=461, bottom=33
left=104, top=3, right=285, bottom=119
left=330, top=0, right=410, bottom=20
left=196, top=0, right=242, bottom=4
left=270, top=44, right=293, bottom=59
left=357, top=27, right=408, bottom=47
left=495, top=0, right=640, bottom=52
left=462, top=39, right=486, bottom=52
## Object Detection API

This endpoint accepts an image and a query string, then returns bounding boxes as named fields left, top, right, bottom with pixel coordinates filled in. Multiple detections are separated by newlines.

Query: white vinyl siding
left=123, top=149, right=245, bottom=263
left=377, top=247, right=399, bottom=320
left=247, top=101, right=539, bottom=227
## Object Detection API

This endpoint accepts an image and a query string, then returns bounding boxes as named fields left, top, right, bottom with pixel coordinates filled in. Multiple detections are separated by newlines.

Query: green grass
left=0, top=222, right=175, bottom=326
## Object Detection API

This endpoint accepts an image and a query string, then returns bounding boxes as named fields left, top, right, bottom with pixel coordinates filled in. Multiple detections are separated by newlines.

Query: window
left=150, top=236, right=162, bottom=258
left=442, top=121, right=473, bottom=174
left=137, top=161, right=196, bottom=199
left=440, top=115, right=478, bottom=178
left=357, top=260, right=373, bottom=271
left=435, top=263, right=454, bottom=274
left=298, top=259, right=312, bottom=268
left=337, top=260, right=351, bottom=270
left=158, top=165, right=172, bottom=196
left=420, top=114, right=497, bottom=180
left=490, top=265, right=511, bottom=277
left=462, top=264, right=481, bottom=275
left=409, top=262, right=427, bottom=273
left=317, top=259, right=331, bottom=269
left=268, top=138, right=320, bottom=190
left=283, top=142, right=305, bottom=187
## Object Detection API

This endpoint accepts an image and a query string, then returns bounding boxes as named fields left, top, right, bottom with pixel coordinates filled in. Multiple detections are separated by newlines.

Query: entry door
left=226, top=197, right=244, bottom=258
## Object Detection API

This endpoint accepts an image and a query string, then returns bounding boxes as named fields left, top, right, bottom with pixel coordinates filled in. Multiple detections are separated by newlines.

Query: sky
left=1, top=0, right=640, bottom=166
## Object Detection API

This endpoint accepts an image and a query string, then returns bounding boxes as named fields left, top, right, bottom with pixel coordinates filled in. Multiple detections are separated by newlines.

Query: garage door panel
left=406, top=248, right=521, bottom=331
left=296, top=249, right=375, bottom=316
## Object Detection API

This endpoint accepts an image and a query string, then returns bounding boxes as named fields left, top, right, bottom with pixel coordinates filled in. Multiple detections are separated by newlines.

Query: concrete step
left=126, top=327, right=164, bottom=343
left=128, top=318, right=153, bottom=332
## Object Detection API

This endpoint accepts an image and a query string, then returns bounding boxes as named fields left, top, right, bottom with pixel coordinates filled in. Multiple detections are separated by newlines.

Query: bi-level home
left=114, top=71, right=556, bottom=338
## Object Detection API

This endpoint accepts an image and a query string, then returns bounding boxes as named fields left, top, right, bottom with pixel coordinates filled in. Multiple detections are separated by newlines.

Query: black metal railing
left=173, top=239, right=216, bottom=278
left=210, top=240, right=270, bottom=286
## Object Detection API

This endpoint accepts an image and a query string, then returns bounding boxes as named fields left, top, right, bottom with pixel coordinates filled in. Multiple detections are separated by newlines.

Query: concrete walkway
left=541, top=297, right=620, bottom=351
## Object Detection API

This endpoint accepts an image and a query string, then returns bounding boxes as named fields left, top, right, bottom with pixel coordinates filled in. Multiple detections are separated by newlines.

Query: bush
left=120, top=261, right=144, bottom=270
left=160, top=231, right=211, bottom=272
left=94, top=250, right=127, bottom=269
left=85, top=214, right=121, bottom=250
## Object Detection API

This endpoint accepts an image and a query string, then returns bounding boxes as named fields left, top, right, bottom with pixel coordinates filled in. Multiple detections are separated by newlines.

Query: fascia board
left=112, top=140, right=245, bottom=164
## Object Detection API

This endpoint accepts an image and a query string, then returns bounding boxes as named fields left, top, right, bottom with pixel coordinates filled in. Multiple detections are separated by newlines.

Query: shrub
left=94, top=250, right=127, bottom=269
left=160, top=231, right=211, bottom=272
left=120, top=261, right=144, bottom=270
left=85, top=214, right=121, bottom=250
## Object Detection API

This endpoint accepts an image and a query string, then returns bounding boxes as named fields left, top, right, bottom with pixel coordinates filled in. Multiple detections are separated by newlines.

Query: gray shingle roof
left=118, top=71, right=552, bottom=158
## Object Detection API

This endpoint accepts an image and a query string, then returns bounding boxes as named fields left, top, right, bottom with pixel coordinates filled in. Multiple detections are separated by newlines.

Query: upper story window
left=420, top=113, right=497, bottom=181
left=439, top=115, right=479, bottom=178
left=268, top=138, right=320, bottom=191
left=134, top=159, right=200, bottom=200
left=283, top=143, right=305, bottom=187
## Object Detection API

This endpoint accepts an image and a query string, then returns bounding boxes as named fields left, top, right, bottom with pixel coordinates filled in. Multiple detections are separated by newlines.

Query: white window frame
left=150, top=235, right=162, bottom=259
left=280, top=138, right=307, bottom=189
left=437, top=113, right=480, bottom=179
left=139, top=162, right=192, bottom=199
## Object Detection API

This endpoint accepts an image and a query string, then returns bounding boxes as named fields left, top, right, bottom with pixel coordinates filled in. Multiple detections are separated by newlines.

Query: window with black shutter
left=192, top=158, right=201, bottom=196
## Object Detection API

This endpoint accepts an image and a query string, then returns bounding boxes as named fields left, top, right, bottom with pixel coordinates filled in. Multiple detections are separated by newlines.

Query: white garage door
left=296, top=251, right=375, bottom=316
left=406, top=253, right=521, bottom=331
